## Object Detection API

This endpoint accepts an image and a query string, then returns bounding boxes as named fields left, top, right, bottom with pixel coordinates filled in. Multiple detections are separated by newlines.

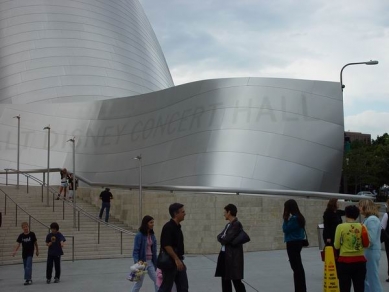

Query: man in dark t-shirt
left=12, top=222, right=39, bottom=285
left=99, top=187, right=113, bottom=222
left=158, top=203, right=188, bottom=292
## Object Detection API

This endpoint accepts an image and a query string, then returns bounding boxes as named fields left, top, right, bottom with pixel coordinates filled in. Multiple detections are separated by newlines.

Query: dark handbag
left=302, top=228, right=309, bottom=247
left=381, top=228, right=389, bottom=243
left=156, top=249, right=175, bottom=270
left=231, top=229, right=250, bottom=246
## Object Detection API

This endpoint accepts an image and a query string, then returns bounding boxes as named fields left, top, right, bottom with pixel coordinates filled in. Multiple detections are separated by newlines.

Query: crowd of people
left=322, top=198, right=389, bottom=292
left=10, top=188, right=389, bottom=292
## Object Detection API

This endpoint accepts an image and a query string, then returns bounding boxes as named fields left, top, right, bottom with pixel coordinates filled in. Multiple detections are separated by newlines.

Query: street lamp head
left=43, top=126, right=50, bottom=130
left=13, top=115, right=20, bottom=119
left=365, top=60, right=378, bottom=65
left=133, top=154, right=142, bottom=160
left=67, top=137, right=75, bottom=143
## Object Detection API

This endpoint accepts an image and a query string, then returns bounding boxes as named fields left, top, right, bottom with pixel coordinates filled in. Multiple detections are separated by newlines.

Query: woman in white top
left=380, top=198, right=389, bottom=283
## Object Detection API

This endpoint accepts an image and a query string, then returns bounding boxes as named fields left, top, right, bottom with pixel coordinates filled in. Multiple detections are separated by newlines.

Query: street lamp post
left=13, top=115, right=20, bottom=187
left=133, top=154, right=142, bottom=226
left=43, top=126, right=51, bottom=206
left=340, top=60, right=379, bottom=91
left=67, top=137, right=76, bottom=228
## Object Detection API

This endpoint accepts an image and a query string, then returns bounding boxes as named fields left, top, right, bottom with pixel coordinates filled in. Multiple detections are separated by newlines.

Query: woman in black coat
left=215, top=204, right=246, bottom=292
left=323, top=198, right=345, bottom=245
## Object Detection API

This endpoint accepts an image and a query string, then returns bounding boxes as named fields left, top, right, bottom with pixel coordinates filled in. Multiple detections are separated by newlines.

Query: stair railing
left=0, top=188, right=75, bottom=261
left=1, top=169, right=136, bottom=255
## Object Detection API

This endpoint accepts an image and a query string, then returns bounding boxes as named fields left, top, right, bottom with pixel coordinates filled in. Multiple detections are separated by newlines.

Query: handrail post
left=29, top=215, right=31, bottom=228
left=4, top=196, right=6, bottom=215
left=15, top=205, right=18, bottom=227
left=63, top=200, right=65, bottom=220
left=52, top=193, right=55, bottom=212
left=42, top=174, right=45, bottom=203
left=78, top=211, right=80, bottom=231
left=5, top=169, right=8, bottom=185
left=27, top=177, right=29, bottom=193
left=72, top=237, right=75, bottom=262
left=98, top=222, right=100, bottom=244
left=120, top=232, right=123, bottom=254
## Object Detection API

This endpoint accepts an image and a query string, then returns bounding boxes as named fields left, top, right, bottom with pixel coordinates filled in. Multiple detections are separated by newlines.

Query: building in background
left=0, top=0, right=344, bottom=192
left=344, top=131, right=371, bottom=144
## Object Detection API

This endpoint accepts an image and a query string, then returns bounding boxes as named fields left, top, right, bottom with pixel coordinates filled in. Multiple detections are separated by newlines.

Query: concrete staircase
left=0, top=186, right=136, bottom=265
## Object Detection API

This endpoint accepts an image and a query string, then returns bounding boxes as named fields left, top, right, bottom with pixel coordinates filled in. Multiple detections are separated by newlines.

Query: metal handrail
left=1, top=167, right=369, bottom=201
left=0, top=188, right=75, bottom=261
left=2, top=169, right=136, bottom=255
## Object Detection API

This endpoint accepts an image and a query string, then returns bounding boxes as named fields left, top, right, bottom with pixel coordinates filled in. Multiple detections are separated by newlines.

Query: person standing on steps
left=57, top=168, right=68, bottom=200
left=99, top=187, right=113, bottom=222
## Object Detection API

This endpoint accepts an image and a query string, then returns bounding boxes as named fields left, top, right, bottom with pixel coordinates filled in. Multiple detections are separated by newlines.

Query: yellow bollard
left=323, top=245, right=340, bottom=292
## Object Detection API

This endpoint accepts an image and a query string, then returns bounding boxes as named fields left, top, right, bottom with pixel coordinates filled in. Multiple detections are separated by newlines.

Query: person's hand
left=47, top=242, right=52, bottom=247
left=12, top=251, right=16, bottom=257
left=326, top=239, right=331, bottom=244
left=36, top=250, right=39, bottom=256
left=175, top=259, right=185, bottom=271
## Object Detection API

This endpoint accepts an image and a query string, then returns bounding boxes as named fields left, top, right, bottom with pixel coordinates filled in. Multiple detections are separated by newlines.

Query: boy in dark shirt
left=46, top=222, right=66, bottom=284
left=12, top=222, right=39, bottom=285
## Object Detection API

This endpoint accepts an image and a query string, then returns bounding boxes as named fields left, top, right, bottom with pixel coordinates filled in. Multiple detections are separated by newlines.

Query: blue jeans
left=131, top=260, right=158, bottom=292
left=99, top=202, right=110, bottom=222
left=23, top=256, right=33, bottom=280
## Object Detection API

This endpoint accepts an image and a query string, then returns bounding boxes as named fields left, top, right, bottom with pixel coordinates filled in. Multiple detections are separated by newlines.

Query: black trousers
left=385, top=240, right=389, bottom=277
left=216, top=251, right=246, bottom=292
left=46, top=255, right=61, bottom=279
left=158, top=264, right=188, bottom=292
left=286, top=241, right=307, bottom=292
left=337, top=261, right=366, bottom=292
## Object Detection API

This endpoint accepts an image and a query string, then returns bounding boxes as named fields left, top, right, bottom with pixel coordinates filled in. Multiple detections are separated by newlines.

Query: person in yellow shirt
left=334, top=205, right=369, bottom=292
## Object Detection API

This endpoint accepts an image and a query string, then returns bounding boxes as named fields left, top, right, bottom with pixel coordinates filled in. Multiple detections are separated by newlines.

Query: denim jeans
left=23, top=256, right=33, bottom=280
left=131, top=260, right=158, bottom=292
left=99, top=202, right=110, bottom=222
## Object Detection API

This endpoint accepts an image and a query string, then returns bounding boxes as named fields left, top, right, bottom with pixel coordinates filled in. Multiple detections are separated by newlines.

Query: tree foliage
left=342, top=133, right=389, bottom=194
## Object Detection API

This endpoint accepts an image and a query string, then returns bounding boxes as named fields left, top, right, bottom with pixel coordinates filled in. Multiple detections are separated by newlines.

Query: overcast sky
left=139, top=0, right=389, bottom=139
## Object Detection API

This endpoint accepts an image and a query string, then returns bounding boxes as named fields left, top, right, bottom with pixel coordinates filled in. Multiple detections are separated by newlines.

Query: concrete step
left=0, top=186, right=136, bottom=265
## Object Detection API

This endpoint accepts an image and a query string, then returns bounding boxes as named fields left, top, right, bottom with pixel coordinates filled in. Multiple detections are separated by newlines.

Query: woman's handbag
left=231, top=229, right=251, bottom=246
left=156, top=249, right=175, bottom=270
left=302, top=228, right=309, bottom=247
left=381, top=228, right=389, bottom=243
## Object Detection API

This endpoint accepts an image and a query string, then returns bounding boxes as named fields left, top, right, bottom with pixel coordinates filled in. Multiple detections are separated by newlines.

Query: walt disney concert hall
left=0, top=0, right=344, bottom=192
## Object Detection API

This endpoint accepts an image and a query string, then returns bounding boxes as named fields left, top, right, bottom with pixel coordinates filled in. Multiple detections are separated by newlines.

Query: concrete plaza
left=1, top=248, right=388, bottom=292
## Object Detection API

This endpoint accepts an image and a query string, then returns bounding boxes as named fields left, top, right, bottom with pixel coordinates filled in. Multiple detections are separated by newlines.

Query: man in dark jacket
left=99, top=188, right=113, bottom=222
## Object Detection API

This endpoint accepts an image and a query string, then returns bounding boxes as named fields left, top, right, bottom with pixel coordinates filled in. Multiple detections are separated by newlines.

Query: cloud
left=345, top=111, right=389, bottom=139
left=140, top=0, right=389, bottom=136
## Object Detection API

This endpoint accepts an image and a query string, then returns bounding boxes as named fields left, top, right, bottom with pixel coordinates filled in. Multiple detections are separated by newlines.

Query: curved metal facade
left=0, top=1, right=344, bottom=192
left=0, top=77, right=343, bottom=191
left=0, top=0, right=173, bottom=103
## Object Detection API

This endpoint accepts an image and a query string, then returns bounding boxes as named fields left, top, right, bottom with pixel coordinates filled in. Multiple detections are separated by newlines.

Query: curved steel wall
left=0, top=77, right=344, bottom=192
left=0, top=0, right=173, bottom=103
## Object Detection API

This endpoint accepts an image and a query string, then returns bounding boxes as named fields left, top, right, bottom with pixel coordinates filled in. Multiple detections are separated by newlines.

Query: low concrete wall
left=78, top=187, right=333, bottom=254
